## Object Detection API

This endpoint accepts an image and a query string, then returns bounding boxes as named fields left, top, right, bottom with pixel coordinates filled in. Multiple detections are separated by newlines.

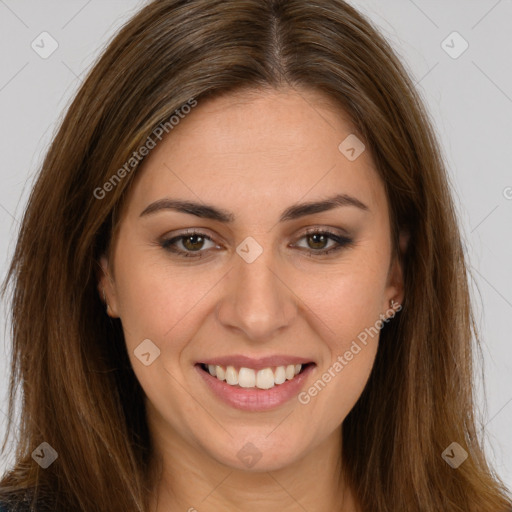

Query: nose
left=215, top=247, right=297, bottom=342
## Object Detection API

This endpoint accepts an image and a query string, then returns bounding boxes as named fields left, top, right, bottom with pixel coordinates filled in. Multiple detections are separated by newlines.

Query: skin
left=99, top=86, right=405, bottom=512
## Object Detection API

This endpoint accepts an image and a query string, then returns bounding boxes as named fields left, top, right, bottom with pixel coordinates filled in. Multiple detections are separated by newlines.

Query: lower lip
left=195, top=364, right=315, bottom=412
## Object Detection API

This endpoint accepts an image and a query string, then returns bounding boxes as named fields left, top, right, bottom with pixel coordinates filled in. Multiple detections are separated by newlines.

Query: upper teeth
left=206, top=364, right=302, bottom=389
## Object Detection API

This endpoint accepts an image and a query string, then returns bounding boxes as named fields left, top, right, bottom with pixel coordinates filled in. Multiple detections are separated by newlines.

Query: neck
left=148, top=420, right=358, bottom=512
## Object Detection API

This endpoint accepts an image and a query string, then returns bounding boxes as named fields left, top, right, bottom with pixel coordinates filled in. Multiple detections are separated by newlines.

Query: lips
left=194, top=357, right=316, bottom=412
left=199, top=354, right=313, bottom=370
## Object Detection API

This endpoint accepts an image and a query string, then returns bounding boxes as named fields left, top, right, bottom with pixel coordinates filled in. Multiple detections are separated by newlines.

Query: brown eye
left=160, top=229, right=353, bottom=259
left=160, top=231, right=217, bottom=257
left=294, top=229, right=354, bottom=256
left=306, top=233, right=330, bottom=250
left=182, top=234, right=206, bottom=251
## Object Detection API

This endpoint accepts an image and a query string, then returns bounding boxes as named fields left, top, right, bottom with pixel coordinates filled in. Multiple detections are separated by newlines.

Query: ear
left=97, top=255, right=120, bottom=318
left=383, top=229, right=409, bottom=315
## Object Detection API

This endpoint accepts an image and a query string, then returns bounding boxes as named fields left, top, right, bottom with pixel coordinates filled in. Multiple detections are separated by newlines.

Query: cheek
left=112, top=246, right=225, bottom=367
left=295, top=282, right=382, bottom=435
left=299, top=342, right=378, bottom=440
left=307, top=275, right=381, bottom=366
left=291, top=253, right=386, bottom=422
left=298, top=252, right=389, bottom=347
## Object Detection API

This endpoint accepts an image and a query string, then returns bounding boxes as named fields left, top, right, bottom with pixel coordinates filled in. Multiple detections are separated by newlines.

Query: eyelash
left=159, top=228, right=354, bottom=259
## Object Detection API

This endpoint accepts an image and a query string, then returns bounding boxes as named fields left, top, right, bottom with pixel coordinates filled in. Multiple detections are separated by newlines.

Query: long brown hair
left=1, top=0, right=510, bottom=510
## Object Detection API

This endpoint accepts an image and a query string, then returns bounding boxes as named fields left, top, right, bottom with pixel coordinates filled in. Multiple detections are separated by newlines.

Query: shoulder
left=0, top=487, right=42, bottom=511
left=0, top=488, right=53, bottom=511
left=0, top=498, right=31, bottom=511
left=0, top=502, right=33, bottom=511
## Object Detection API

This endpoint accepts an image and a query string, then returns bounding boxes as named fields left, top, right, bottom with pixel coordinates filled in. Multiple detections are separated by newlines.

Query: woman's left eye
left=293, top=230, right=353, bottom=255
left=159, top=229, right=353, bottom=258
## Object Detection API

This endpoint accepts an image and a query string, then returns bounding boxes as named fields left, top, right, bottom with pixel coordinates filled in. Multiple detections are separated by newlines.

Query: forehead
left=126, top=87, right=387, bottom=220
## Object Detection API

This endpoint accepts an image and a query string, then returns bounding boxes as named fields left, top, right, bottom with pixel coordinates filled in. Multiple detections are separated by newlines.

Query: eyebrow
left=139, top=193, right=369, bottom=223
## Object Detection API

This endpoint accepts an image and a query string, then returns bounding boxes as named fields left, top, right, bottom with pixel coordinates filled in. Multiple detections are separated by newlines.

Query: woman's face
left=100, top=87, right=404, bottom=472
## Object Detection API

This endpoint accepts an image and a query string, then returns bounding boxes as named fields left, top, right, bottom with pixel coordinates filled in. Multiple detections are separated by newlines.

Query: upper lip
left=198, top=354, right=314, bottom=371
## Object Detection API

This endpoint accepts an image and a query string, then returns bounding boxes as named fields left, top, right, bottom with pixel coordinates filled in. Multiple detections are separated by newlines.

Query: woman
left=0, top=0, right=510, bottom=510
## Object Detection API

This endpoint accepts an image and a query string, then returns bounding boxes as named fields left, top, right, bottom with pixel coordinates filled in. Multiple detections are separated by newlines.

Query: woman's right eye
left=160, top=232, right=218, bottom=258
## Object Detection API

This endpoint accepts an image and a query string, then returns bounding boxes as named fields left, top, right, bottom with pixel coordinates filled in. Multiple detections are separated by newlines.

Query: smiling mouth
left=198, top=362, right=314, bottom=390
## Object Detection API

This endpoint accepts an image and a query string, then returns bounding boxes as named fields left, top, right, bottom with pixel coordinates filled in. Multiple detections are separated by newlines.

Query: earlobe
left=97, top=255, right=119, bottom=318
left=385, top=229, right=409, bottom=315
left=396, top=228, right=409, bottom=303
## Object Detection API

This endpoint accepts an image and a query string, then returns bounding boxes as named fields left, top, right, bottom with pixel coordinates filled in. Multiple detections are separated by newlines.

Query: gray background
left=0, top=0, right=511, bottom=487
